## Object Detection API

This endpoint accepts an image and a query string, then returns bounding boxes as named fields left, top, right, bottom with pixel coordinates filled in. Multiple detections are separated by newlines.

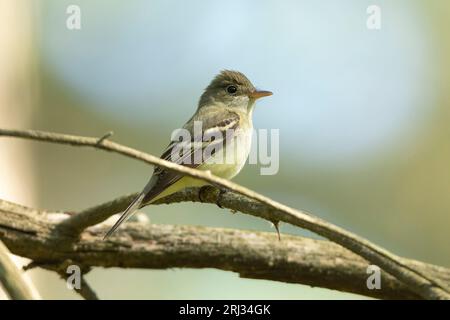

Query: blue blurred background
left=1, top=0, right=450, bottom=299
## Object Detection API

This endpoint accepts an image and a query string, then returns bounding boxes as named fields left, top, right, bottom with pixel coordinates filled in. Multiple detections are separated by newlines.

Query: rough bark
left=2, top=198, right=450, bottom=300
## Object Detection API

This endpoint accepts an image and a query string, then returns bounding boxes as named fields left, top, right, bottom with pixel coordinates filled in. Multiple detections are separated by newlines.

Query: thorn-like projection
left=96, top=131, right=114, bottom=145
left=272, top=221, right=281, bottom=241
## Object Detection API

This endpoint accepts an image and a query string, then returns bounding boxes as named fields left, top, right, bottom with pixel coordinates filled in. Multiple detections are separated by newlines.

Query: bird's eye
left=226, top=85, right=237, bottom=94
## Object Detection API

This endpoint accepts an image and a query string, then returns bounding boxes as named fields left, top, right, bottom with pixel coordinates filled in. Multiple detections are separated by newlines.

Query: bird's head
left=198, top=70, right=272, bottom=110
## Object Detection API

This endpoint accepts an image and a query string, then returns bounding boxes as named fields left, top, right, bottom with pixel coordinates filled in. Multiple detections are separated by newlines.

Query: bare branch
left=35, top=259, right=99, bottom=300
left=3, top=199, right=449, bottom=299
left=96, top=131, right=114, bottom=145
left=1, top=128, right=449, bottom=299
left=0, top=240, right=35, bottom=300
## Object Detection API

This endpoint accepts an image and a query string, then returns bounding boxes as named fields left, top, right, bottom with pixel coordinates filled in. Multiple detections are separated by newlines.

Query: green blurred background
left=1, top=0, right=449, bottom=299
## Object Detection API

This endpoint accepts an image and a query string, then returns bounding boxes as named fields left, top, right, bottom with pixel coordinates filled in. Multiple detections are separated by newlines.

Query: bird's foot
left=198, top=186, right=209, bottom=203
left=198, top=185, right=228, bottom=209
left=215, top=188, right=227, bottom=209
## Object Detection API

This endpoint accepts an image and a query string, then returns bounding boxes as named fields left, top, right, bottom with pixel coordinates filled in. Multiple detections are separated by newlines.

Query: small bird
left=104, top=70, right=272, bottom=238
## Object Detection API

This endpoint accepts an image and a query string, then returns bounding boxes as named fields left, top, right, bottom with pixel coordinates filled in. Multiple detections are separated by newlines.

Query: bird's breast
left=202, top=128, right=252, bottom=180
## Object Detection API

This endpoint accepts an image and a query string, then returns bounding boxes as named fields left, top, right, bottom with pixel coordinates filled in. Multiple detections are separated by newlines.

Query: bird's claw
left=216, top=188, right=227, bottom=208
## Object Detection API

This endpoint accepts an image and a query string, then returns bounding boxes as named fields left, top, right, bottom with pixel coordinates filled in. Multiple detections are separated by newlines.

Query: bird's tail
left=103, top=192, right=146, bottom=239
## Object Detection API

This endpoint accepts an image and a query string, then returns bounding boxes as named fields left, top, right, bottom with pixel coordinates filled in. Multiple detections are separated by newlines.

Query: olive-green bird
left=104, top=70, right=272, bottom=238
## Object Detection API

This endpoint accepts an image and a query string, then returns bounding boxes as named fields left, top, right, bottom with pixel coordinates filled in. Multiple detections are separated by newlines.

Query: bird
left=104, top=70, right=272, bottom=238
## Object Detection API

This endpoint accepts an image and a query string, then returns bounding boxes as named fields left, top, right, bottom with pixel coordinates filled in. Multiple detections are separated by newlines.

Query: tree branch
left=0, top=239, right=35, bottom=300
left=27, top=259, right=99, bottom=300
left=3, top=199, right=450, bottom=299
left=76, top=277, right=99, bottom=300
left=1, top=128, right=449, bottom=299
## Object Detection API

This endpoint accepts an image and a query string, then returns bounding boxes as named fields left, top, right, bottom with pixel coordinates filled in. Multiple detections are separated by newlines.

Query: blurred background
left=1, top=0, right=449, bottom=299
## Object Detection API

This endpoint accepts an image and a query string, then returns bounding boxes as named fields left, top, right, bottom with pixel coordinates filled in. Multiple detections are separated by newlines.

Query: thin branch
left=76, top=277, right=99, bottom=300
left=36, top=259, right=99, bottom=300
left=0, top=128, right=449, bottom=299
left=3, top=199, right=449, bottom=299
left=0, top=240, right=35, bottom=300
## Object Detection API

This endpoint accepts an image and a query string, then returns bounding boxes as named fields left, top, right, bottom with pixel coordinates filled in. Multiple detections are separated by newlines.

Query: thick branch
left=3, top=199, right=450, bottom=299
left=0, top=240, right=35, bottom=300
left=1, top=128, right=449, bottom=299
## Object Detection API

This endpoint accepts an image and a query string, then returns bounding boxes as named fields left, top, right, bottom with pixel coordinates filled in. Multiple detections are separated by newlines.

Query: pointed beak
left=249, top=89, right=273, bottom=100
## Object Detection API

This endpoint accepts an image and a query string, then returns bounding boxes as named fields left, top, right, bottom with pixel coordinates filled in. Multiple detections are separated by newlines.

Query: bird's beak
left=249, top=90, right=273, bottom=100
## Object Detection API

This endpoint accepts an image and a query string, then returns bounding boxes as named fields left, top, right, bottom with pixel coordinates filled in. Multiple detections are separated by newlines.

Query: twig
left=0, top=128, right=449, bottom=299
left=96, top=131, right=114, bottom=146
left=41, top=260, right=99, bottom=300
left=28, top=259, right=98, bottom=300
left=0, top=240, right=35, bottom=300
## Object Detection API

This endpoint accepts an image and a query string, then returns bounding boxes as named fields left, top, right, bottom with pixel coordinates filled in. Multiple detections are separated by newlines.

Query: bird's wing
left=142, top=108, right=241, bottom=203
left=104, top=109, right=240, bottom=238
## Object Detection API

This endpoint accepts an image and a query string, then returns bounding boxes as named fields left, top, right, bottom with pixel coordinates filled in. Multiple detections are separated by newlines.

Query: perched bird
left=104, top=70, right=272, bottom=238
